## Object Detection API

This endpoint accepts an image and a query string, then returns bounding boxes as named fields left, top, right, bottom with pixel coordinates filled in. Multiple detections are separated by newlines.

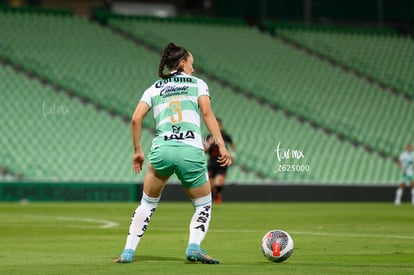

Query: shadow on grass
left=133, top=254, right=184, bottom=262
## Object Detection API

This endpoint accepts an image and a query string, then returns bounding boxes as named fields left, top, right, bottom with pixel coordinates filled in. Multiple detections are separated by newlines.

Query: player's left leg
left=176, top=147, right=219, bottom=263
left=115, top=163, right=169, bottom=263
left=184, top=183, right=219, bottom=264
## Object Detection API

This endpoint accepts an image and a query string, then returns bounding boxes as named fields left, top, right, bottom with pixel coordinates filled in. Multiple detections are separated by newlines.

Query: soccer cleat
left=186, top=243, right=219, bottom=264
left=114, top=249, right=134, bottom=263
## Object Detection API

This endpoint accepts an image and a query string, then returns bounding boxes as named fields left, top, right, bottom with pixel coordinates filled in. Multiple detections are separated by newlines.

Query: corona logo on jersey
left=155, top=76, right=194, bottom=88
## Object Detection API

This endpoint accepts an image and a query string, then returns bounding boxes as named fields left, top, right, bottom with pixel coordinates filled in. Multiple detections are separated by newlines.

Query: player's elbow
left=131, top=116, right=143, bottom=126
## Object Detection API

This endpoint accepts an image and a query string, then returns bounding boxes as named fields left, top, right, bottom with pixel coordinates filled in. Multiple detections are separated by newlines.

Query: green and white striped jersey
left=140, top=72, right=209, bottom=150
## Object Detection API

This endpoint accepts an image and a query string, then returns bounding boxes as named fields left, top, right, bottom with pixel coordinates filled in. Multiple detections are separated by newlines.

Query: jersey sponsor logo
left=172, top=125, right=181, bottom=133
left=159, top=85, right=189, bottom=97
left=164, top=131, right=195, bottom=141
left=164, top=125, right=195, bottom=141
left=155, top=77, right=194, bottom=88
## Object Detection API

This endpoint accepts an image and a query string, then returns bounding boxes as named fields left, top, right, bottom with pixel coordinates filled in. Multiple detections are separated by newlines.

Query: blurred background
left=0, top=0, right=413, bottom=201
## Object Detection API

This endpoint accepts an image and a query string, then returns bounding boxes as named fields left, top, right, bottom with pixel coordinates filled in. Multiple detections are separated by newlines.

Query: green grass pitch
left=0, top=202, right=413, bottom=274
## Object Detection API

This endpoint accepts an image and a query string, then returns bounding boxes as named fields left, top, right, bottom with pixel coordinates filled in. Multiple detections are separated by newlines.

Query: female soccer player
left=114, top=43, right=232, bottom=264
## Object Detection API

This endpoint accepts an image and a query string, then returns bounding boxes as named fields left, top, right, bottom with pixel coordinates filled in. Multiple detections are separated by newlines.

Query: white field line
left=150, top=228, right=414, bottom=240
left=56, top=216, right=119, bottom=228
left=2, top=214, right=414, bottom=240
left=0, top=214, right=119, bottom=229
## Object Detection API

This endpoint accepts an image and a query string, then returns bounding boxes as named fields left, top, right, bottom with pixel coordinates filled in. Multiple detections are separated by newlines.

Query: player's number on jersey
left=169, top=101, right=182, bottom=124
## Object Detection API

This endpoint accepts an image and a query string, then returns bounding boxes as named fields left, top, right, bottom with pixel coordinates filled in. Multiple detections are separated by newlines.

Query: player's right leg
left=115, top=163, right=169, bottom=263
left=175, top=146, right=219, bottom=264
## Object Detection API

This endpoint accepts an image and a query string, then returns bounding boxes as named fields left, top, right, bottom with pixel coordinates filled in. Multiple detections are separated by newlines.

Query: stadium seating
left=108, top=17, right=414, bottom=160
left=0, top=65, right=150, bottom=181
left=0, top=11, right=154, bottom=122
left=272, top=23, right=414, bottom=98
left=207, top=81, right=397, bottom=184
left=0, top=65, right=258, bottom=183
left=0, top=9, right=406, bottom=184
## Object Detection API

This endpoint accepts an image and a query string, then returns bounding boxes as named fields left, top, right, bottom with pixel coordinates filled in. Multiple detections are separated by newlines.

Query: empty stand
left=273, top=24, right=414, bottom=99
left=0, top=65, right=150, bottom=181
left=108, top=17, right=413, bottom=160
left=0, top=10, right=406, bottom=184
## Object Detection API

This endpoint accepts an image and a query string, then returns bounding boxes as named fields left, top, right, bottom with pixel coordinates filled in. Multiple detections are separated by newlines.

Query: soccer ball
left=261, top=229, right=294, bottom=262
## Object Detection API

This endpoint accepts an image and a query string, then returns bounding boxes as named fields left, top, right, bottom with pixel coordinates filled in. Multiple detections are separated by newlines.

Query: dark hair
left=158, top=43, right=189, bottom=79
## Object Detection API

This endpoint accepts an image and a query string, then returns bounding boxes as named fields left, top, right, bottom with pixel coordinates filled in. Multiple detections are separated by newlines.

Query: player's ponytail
left=158, top=42, right=189, bottom=79
left=158, top=43, right=172, bottom=79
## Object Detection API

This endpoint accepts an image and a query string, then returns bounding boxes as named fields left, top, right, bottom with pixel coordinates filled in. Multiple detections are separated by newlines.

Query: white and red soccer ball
left=261, top=229, right=294, bottom=262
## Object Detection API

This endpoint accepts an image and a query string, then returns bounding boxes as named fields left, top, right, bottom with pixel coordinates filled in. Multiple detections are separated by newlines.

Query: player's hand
left=217, top=145, right=232, bottom=167
left=218, top=154, right=232, bottom=167
left=132, top=151, right=145, bottom=174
